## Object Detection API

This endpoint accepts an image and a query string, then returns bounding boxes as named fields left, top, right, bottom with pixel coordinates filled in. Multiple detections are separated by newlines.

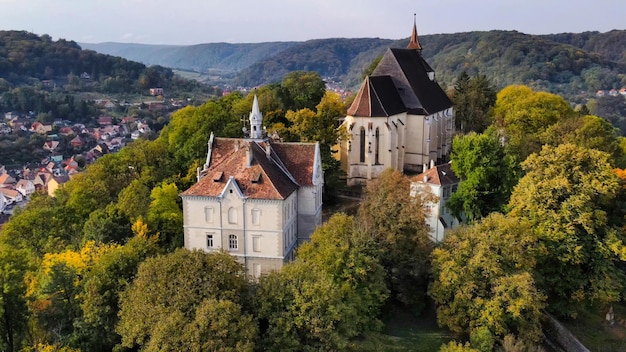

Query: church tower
left=249, top=94, right=263, bottom=139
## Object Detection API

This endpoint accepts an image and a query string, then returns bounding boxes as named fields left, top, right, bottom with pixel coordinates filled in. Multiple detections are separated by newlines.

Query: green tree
left=357, top=169, right=433, bottom=309
left=147, top=182, right=183, bottom=250
left=452, top=71, right=497, bottom=133
left=280, top=71, right=326, bottom=111
left=0, top=245, right=31, bottom=352
left=430, top=213, right=545, bottom=346
left=117, top=249, right=254, bottom=351
left=256, top=214, right=388, bottom=351
left=447, top=130, right=518, bottom=222
left=508, top=143, right=626, bottom=316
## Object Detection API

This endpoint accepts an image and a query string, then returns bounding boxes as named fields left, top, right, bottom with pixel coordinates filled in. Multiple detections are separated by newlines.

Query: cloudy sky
left=0, top=0, right=624, bottom=45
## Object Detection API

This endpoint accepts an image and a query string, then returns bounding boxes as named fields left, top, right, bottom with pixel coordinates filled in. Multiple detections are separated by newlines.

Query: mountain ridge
left=79, top=30, right=626, bottom=102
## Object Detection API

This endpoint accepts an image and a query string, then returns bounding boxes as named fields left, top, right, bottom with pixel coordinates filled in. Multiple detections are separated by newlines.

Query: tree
left=493, top=85, right=574, bottom=160
left=447, top=130, right=518, bottom=222
left=540, top=114, right=625, bottom=168
left=147, top=182, right=183, bottom=250
left=286, top=91, right=348, bottom=203
left=0, top=245, right=31, bottom=352
left=430, top=213, right=545, bottom=346
left=256, top=214, right=388, bottom=351
left=280, top=71, right=326, bottom=111
left=77, top=226, right=160, bottom=352
left=508, top=143, right=626, bottom=316
left=452, top=71, right=497, bottom=133
left=357, top=169, right=433, bottom=309
left=117, top=249, right=254, bottom=351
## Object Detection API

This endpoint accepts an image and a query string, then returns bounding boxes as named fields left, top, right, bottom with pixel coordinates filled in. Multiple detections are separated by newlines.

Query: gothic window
left=359, top=127, right=366, bottom=163
left=375, top=127, right=380, bottom=164
left=228, top=234, right=238, bottom=250
left=228, top=207, right=237, bottom=224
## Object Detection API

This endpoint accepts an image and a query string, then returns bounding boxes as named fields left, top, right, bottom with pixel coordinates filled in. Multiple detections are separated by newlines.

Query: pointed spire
left=249, top=94, right=263, bottom=139
left=407, top=13, right=422, bottom=51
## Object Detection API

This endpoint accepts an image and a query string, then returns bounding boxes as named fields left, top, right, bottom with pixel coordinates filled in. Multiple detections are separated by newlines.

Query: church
left=180, top=95, right=324, bottom=277
left=339, top=20, right=455, bottom=186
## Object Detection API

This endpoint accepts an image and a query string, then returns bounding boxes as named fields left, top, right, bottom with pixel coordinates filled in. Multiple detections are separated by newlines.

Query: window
left=206, top=233, right=214, bottom=248
left=359, top=127, right=366, bottom=163
left=253, top=236, right=261, bottom=252
left=228, top=207, right=237, bottom=224
left=229, top=234, right=238, bottom=250
left=251, top=209, right=261, bottom=225
left=375, top=128, right=380, bottom=164
left=204, top=207, right=213, bottom=223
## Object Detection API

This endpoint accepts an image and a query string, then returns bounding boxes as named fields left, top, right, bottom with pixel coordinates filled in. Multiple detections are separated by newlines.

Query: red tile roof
left=182, top=138, right=317, bottom=200
left=413, top=162, right=459, bottom=186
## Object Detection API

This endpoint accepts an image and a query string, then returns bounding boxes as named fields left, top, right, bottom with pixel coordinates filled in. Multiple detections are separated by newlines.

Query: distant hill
left=81, top=30, right=626, bottom=102
left=79, top=41, right=299, bottom=73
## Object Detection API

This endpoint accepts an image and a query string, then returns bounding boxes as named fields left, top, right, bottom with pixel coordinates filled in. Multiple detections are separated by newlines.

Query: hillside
left=79, top=41, right=299, bottom=73
left=82, top=30, right=626, bottom=102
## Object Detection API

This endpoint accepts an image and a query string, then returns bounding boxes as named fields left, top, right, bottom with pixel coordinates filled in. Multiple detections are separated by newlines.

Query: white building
left=180, top=95, right=324, bottom=277
left=339, top=20, right=454, bottom=186
left=410, top=161, right=464, bottom=242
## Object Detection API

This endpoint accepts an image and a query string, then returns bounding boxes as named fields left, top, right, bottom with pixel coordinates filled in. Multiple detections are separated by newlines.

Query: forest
left=0, top=63, right=625, bottom=351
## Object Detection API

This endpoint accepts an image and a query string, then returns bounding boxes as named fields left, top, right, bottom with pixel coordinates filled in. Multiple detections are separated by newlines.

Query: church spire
left=249, top=94, right=263, bottom=139
left=407, top=13, right=422, bottom=52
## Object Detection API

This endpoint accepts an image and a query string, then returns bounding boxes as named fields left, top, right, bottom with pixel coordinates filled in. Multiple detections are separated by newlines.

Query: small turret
left=249, top=94, right=263, bottom=139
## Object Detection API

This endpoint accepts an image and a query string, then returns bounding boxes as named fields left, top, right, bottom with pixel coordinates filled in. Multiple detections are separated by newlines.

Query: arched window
left=228, top=234, right=238, bottom=250
left=228, top=207, right=237, bottom=224
left=375, top=127, right=380, bottom=164
left=359, top=127, right=366, bottom=163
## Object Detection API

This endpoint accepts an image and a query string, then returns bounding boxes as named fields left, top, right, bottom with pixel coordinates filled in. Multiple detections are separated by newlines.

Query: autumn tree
left=447, top=130, right=518, bottom=222
left=452, top=71, right=497, bottom=133
left=508, top=144, right=626, bottom=316
left=357, top=169, right=433, bottom=309
left=493, top=85, right=574, bottom=160
left=117, top=249, right=255, bottom=351
left=77, top=225, right=160, bottom=352
left=540, top=114, right=625, bottom=168
left=430, top=213, right=545, bottom=347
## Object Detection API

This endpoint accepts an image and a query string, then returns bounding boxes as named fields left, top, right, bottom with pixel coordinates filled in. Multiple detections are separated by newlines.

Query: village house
left=338, top=20, right=454, bottom=186
left=180, top=95, right=323, bottom=277
left=15, top=179, right=35, bottom=197
left=410, top=161, right=464, bottom=242
left=0, top=188, right=23, bottom=205
left=31, top=122, right=54, bottom=135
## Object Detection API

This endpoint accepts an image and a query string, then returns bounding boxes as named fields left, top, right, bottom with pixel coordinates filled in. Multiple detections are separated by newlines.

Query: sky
left=0, top=0, right=624, bottom=45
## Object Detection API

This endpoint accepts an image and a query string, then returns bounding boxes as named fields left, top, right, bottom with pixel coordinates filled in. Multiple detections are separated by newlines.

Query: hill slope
left=82, top=30, right=626, bottom=101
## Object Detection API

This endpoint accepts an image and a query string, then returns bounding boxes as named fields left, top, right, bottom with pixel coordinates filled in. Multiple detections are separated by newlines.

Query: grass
left=562, top=303, right=626, bottom=352
left=350, top=303, right=454, bottom=352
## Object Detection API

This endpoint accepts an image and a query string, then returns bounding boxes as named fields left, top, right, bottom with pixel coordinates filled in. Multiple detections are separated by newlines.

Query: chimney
left=423, top=175, right=428, bottom=183
left=430, top=159, right=435, bottom=169
left=246, top=146, right=253, bottom=167
left=265, top=143, right=271, bottom=158
left=423, top=163, right=427, bottom=172
left=234, top=140, right=239, bottom=152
